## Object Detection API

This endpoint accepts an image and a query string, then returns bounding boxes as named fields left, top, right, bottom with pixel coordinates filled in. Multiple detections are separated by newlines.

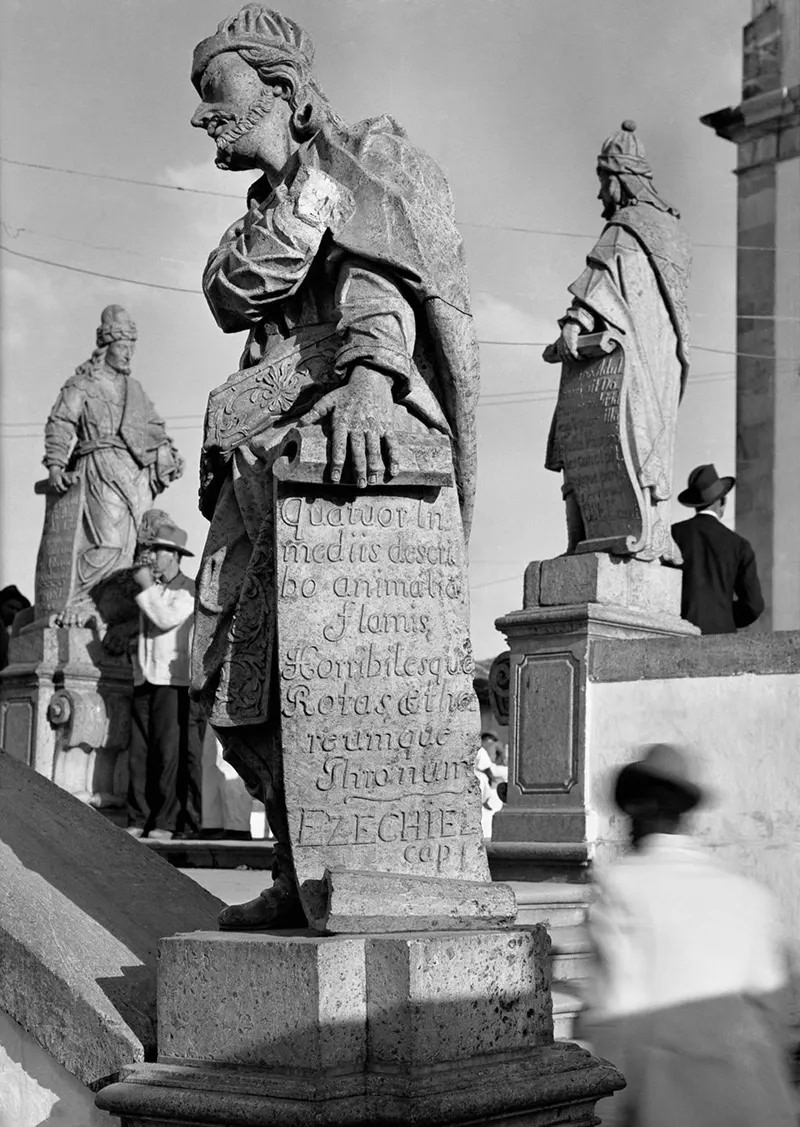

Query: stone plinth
left=491, top=554, right=698, bottom=870
left=0, top=623, right=131, bottom=815
left=97, top=926, right=623, bottom=1124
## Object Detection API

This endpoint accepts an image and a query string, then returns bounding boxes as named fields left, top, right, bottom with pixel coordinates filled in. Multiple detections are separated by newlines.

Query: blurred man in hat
left=580, top=743, right=796, bottom=1126
left=671, top=464, right=764, bottom=634
left=126, top=513, right=201, bottom=840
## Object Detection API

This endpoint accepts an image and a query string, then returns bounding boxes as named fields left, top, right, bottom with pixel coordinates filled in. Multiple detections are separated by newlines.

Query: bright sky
left=0, top=0, right=749, bottom=658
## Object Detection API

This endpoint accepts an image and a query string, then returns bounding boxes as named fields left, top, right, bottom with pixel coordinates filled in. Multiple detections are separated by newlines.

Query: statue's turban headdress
left=192, top=4, right=315, bottom=93
left=597, top=119, right=653, bottom=179
left=96, top=305, right=137, bottom=348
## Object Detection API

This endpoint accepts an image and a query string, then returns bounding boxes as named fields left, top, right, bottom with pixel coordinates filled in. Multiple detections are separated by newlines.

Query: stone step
left=511, top=881, right=591, bottom=929
left=548, top=924, right=592, bottom=981
left=147, top=838, right=274, bottom=869
left=551, top=978, right=588, bottom=1042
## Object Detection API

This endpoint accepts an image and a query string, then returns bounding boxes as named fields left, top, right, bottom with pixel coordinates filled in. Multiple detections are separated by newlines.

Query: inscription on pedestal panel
left=553, top=348, right=640, bottom=546
left=34, top=478, right=85, bottom=617
left=514, top=653, right=579, bottom=794
left=274, top=479, right=489, bottom=890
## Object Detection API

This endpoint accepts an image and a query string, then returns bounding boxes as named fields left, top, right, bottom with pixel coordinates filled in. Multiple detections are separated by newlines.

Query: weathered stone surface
left=529, top=552, right=684, bottom=616
left=365, top=926, right=553, bottom=1067
left=305, top=868, right=517, bottom=933
left=158, top=932, right=367, bottom=1077
left=492, top=580, right=697, bottom=857
left=0, top=625, right=132, bottom=813
left=0, top=1009, right=117, bottom=1127
left=543, top=121, right=691, bottom=564
left=188, top=5, right=486, bottom=925
left=590, top=627, right=800, bottom=682
left=33, top=476, right=86, bottom=622
left=274, top=431, right=489, bottom=915
left=99, top=922, right=624, bottom=1125
left=99, top=1042, right=623, bottom=1125
left=545, top=335, right=646, bottom=555
left=0, top=754, right=222, bottom=1086
left=40, top=304, right=183, bottom=628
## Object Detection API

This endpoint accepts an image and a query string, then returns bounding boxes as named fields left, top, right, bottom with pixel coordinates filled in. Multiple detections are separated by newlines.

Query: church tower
left=701, top=0, right=800, bottom=630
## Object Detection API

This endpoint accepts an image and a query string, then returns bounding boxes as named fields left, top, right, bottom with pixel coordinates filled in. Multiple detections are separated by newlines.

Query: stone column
left=701, top=0, right=800, bottom=629
left=490, top=554, right=697, bottom=879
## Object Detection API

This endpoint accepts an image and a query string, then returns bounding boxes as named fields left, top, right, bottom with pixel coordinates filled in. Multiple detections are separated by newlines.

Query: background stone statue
left=190, top=4, right=481, bottom=928
left=42, top=305, right=184, bottom=626
left=544, top=120, right=691, bottom=562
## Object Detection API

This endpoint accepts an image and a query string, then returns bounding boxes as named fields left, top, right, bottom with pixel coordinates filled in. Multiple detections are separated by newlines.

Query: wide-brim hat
left=148, top=520, right=194, bottom=557
left=678, top=463, right=735, bottom=508
left=614, top=743, right=705, bottom=816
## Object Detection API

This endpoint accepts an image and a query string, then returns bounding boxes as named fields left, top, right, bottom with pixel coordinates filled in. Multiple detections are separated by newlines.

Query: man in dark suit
left=671, top=464, right=764, bottom=635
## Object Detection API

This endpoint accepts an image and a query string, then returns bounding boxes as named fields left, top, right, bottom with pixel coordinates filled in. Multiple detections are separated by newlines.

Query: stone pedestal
left=0, top=623, right=131, bottom=816
left=491, top=554, right=697, bottom=872
left=97, top=926, right=622, bottom=1125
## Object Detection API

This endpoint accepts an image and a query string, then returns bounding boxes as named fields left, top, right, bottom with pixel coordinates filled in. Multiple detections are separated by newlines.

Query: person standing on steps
left=126, top=515, right=201, bottom=841
left=671, top=464, right=764, bottom=635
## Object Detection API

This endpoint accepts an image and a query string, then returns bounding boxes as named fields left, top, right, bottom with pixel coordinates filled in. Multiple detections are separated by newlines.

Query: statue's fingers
left=329, top=420, right=347, bottom=483
left=300, top=391, right=333, bottom=427
left=351, top=431, right=368, bottom=489
left=365, top=429, right=382, bottom=485
left=383, top=431, right=400, bottom=479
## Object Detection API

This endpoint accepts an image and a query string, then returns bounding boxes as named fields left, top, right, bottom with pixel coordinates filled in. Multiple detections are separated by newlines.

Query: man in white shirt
left=580, top=743, right=796, bottom=1126
left=126, top=515, right=200, bottom=840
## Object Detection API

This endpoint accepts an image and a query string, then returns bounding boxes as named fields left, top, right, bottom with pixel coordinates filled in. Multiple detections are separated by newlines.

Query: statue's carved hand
left=48, top=466, right=70, bottom=494
left=556, top=320, right=582, bottom=362
left=301, top=365, right=399, bottom=488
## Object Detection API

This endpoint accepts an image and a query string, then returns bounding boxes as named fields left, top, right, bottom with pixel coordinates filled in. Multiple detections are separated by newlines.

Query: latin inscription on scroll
left=34, top=478, right=85, bottom=618
left=275, top=478, right=489, bottom=891
left=553, top=347, right=641, bottom=549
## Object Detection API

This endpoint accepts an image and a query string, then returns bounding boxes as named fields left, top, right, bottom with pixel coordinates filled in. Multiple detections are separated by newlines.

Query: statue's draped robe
left=546, top=204, right=691, bottom=558
left=193, top=116, right=479, bottom=731
left=44, top=370, right=171, bottom=603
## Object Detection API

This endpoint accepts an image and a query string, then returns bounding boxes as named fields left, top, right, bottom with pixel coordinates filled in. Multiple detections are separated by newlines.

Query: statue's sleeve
left=333, top=257, right=416, bottom=396
left=203, top=168, right=356, bottom=333
left=43, top=382, right=84, bottom=468
left=562, top=225, right=637, bottom=337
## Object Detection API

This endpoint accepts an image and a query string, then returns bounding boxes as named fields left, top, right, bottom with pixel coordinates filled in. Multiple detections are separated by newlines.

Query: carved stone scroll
left=273, top=428, right=490, bottom=900
left=33, top=477, right=85, bottom=624
left=545, top=332, right=649, bottom=556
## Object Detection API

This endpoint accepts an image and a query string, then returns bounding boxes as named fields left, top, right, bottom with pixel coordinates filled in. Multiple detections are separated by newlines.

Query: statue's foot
left=218, top=887, right=307, bottom=931
left=54, top=605, right=97, bottom=629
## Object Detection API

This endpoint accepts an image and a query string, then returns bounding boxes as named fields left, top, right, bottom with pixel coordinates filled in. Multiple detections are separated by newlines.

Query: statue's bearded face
left=105, top=339, right=135, bottom=376
left=191, top=52, right=296, bottom=177
left=597, top=171, right=621, bottom=220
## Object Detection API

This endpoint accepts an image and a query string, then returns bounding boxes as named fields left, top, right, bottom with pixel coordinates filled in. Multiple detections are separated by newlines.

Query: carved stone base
left=0, top=624, right=131, bottom=816
left=96, top=928, right=623, bottom=1125
left=491, top=554, right=698, bottom=869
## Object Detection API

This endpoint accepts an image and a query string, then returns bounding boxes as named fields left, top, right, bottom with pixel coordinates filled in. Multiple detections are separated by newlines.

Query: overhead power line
left=0, top=156, right=241, bottom=200
left=0, top=372, right=745, bottom=438
left=4, top=222, right=799, bottom=325
left=3, top=246, right=798, bottom=365
left=1, top=154, right=789, bottom=252
left=0, top=245, right=200, bottom=294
